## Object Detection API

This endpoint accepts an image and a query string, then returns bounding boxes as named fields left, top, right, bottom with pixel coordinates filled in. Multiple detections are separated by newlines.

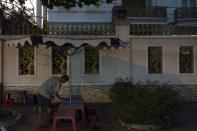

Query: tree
left=1, top=0, right=114, bottom=10
left=0, top=0, right=114, bottom=23
left=41, top=0, right=114, bottom=9
left=0, top=0, right=35, bottom=22
left=0, top=0, right=36, bottom=35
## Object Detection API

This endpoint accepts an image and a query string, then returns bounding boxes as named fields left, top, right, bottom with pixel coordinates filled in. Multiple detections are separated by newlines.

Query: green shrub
left=110, top=79, right=183, bottom=126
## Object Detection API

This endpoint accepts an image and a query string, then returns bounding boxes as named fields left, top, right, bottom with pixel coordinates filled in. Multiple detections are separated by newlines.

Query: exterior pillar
left=0, top=9, right=3, bottom=103
left=113, top=18, right=130, bottom=42
left=36, top=0, right=42, bottom=27
left=112, top=14, right=131, bottom=80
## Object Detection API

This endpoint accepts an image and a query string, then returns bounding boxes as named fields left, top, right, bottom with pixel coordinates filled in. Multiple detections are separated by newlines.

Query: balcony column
left=112, top=17, right=131, bottom=80
left=113, top=18, right=130, bottom=42
left=36, top=0, right=42, bottom=27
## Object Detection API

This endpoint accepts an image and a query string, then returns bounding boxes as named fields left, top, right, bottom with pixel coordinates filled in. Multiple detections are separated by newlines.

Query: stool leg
left=38, top=107, right=42, bottom=119
left=47, top=107, right=52, bottom=115
left=52, top=117, right=57, bottom=131
left=82, top=108, right=86, bottom=124
left=72, top=118, right=77, bottom=131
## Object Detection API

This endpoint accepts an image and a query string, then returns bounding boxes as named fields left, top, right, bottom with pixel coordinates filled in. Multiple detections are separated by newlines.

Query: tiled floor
left=1, top=102, right=197, bottom=131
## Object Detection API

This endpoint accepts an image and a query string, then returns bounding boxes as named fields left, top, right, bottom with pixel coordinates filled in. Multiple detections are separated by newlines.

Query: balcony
left=130, top=24, right=197, bottom=35
left=112, top=6, right=167, bottom=24
left=2, top=22, right=115, bottom=36
left=175, top=7, right=197, bottom=26
left=48, top=23, right=115, bottom=36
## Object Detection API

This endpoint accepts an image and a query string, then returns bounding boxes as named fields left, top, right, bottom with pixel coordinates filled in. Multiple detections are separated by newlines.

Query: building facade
left=1, top=0, right=197, bottom=102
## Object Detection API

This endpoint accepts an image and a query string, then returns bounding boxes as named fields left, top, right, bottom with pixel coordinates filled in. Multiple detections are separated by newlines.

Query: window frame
left=177, top=45, right=196, bottom=75
left=83, top=47, right=102, bottom=76
left=147, top=45, right=164, bottom=75
left=50, top=47, right=68, bottom=76
left=17, top=46, right=37, bottom=77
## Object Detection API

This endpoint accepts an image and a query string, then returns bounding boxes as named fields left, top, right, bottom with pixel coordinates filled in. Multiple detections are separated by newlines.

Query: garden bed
left=110, top=79, right=183, bottom=130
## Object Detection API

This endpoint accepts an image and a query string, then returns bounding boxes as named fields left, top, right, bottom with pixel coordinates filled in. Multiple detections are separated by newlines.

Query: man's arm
left=53, top=91, right=69, bottom=103
left=54, top=91, right=63, bottom=101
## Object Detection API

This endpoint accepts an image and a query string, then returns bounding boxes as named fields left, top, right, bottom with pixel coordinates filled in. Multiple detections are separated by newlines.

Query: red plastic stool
left=4, top=93, right=14, bottom=106
left=87, top=115, right=100, bottom=131
left=89, top=120, right=100, bottom=130
left=52, top=109, right=77, bottom=131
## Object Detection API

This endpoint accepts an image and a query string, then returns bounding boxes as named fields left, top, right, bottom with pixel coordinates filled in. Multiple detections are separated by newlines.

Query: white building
left=1, top=0, right=197, bottom=102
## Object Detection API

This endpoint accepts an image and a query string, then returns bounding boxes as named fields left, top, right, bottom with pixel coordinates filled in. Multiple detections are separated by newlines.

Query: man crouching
left=38, top=74, right=69, bottom=117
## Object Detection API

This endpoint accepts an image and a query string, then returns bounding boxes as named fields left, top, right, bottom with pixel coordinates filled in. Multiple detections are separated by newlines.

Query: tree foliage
left=2, top=0, right=114, bottom=9
left=41, top=0, right=114, bottom=9
left=0, top=0, right=35, bottom=22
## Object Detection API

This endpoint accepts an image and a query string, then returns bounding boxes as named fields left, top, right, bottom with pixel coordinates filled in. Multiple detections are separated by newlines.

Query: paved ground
left=1, top=101, right=197, bottom=131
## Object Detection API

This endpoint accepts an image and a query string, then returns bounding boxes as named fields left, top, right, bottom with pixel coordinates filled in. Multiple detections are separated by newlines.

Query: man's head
left=60, top=74, right=69, bottom=83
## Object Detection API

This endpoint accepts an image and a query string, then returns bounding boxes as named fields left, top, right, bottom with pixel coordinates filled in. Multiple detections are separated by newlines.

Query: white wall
left=48, top=0, right=121, bottom=23
left=48, top=10, right=112, bottom=23
left=3, top=44, right=130, bottom=86
left=131, top=36, right=197, bottom=84
left=3, top=36, right=197, bottom=86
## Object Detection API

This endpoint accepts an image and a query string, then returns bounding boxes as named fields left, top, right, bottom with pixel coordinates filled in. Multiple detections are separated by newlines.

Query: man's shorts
left=37, top=94, right=52, bottom=110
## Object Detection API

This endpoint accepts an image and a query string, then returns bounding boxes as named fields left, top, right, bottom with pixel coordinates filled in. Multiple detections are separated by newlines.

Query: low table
left=58, top=98, right=85, bottom=123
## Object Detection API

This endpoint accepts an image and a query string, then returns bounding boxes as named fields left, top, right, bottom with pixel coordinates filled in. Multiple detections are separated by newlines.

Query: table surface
left=62, top=98, right=84, bottom=105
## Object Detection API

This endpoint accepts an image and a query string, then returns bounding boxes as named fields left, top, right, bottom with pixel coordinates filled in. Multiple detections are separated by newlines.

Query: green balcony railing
left=130, top=24, right=197, bottom=35
left=2, top=22, right=116, bottom=36
left=48, top=22, right=115, bottom=36
left=2, top=23, right=197, bottom=36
